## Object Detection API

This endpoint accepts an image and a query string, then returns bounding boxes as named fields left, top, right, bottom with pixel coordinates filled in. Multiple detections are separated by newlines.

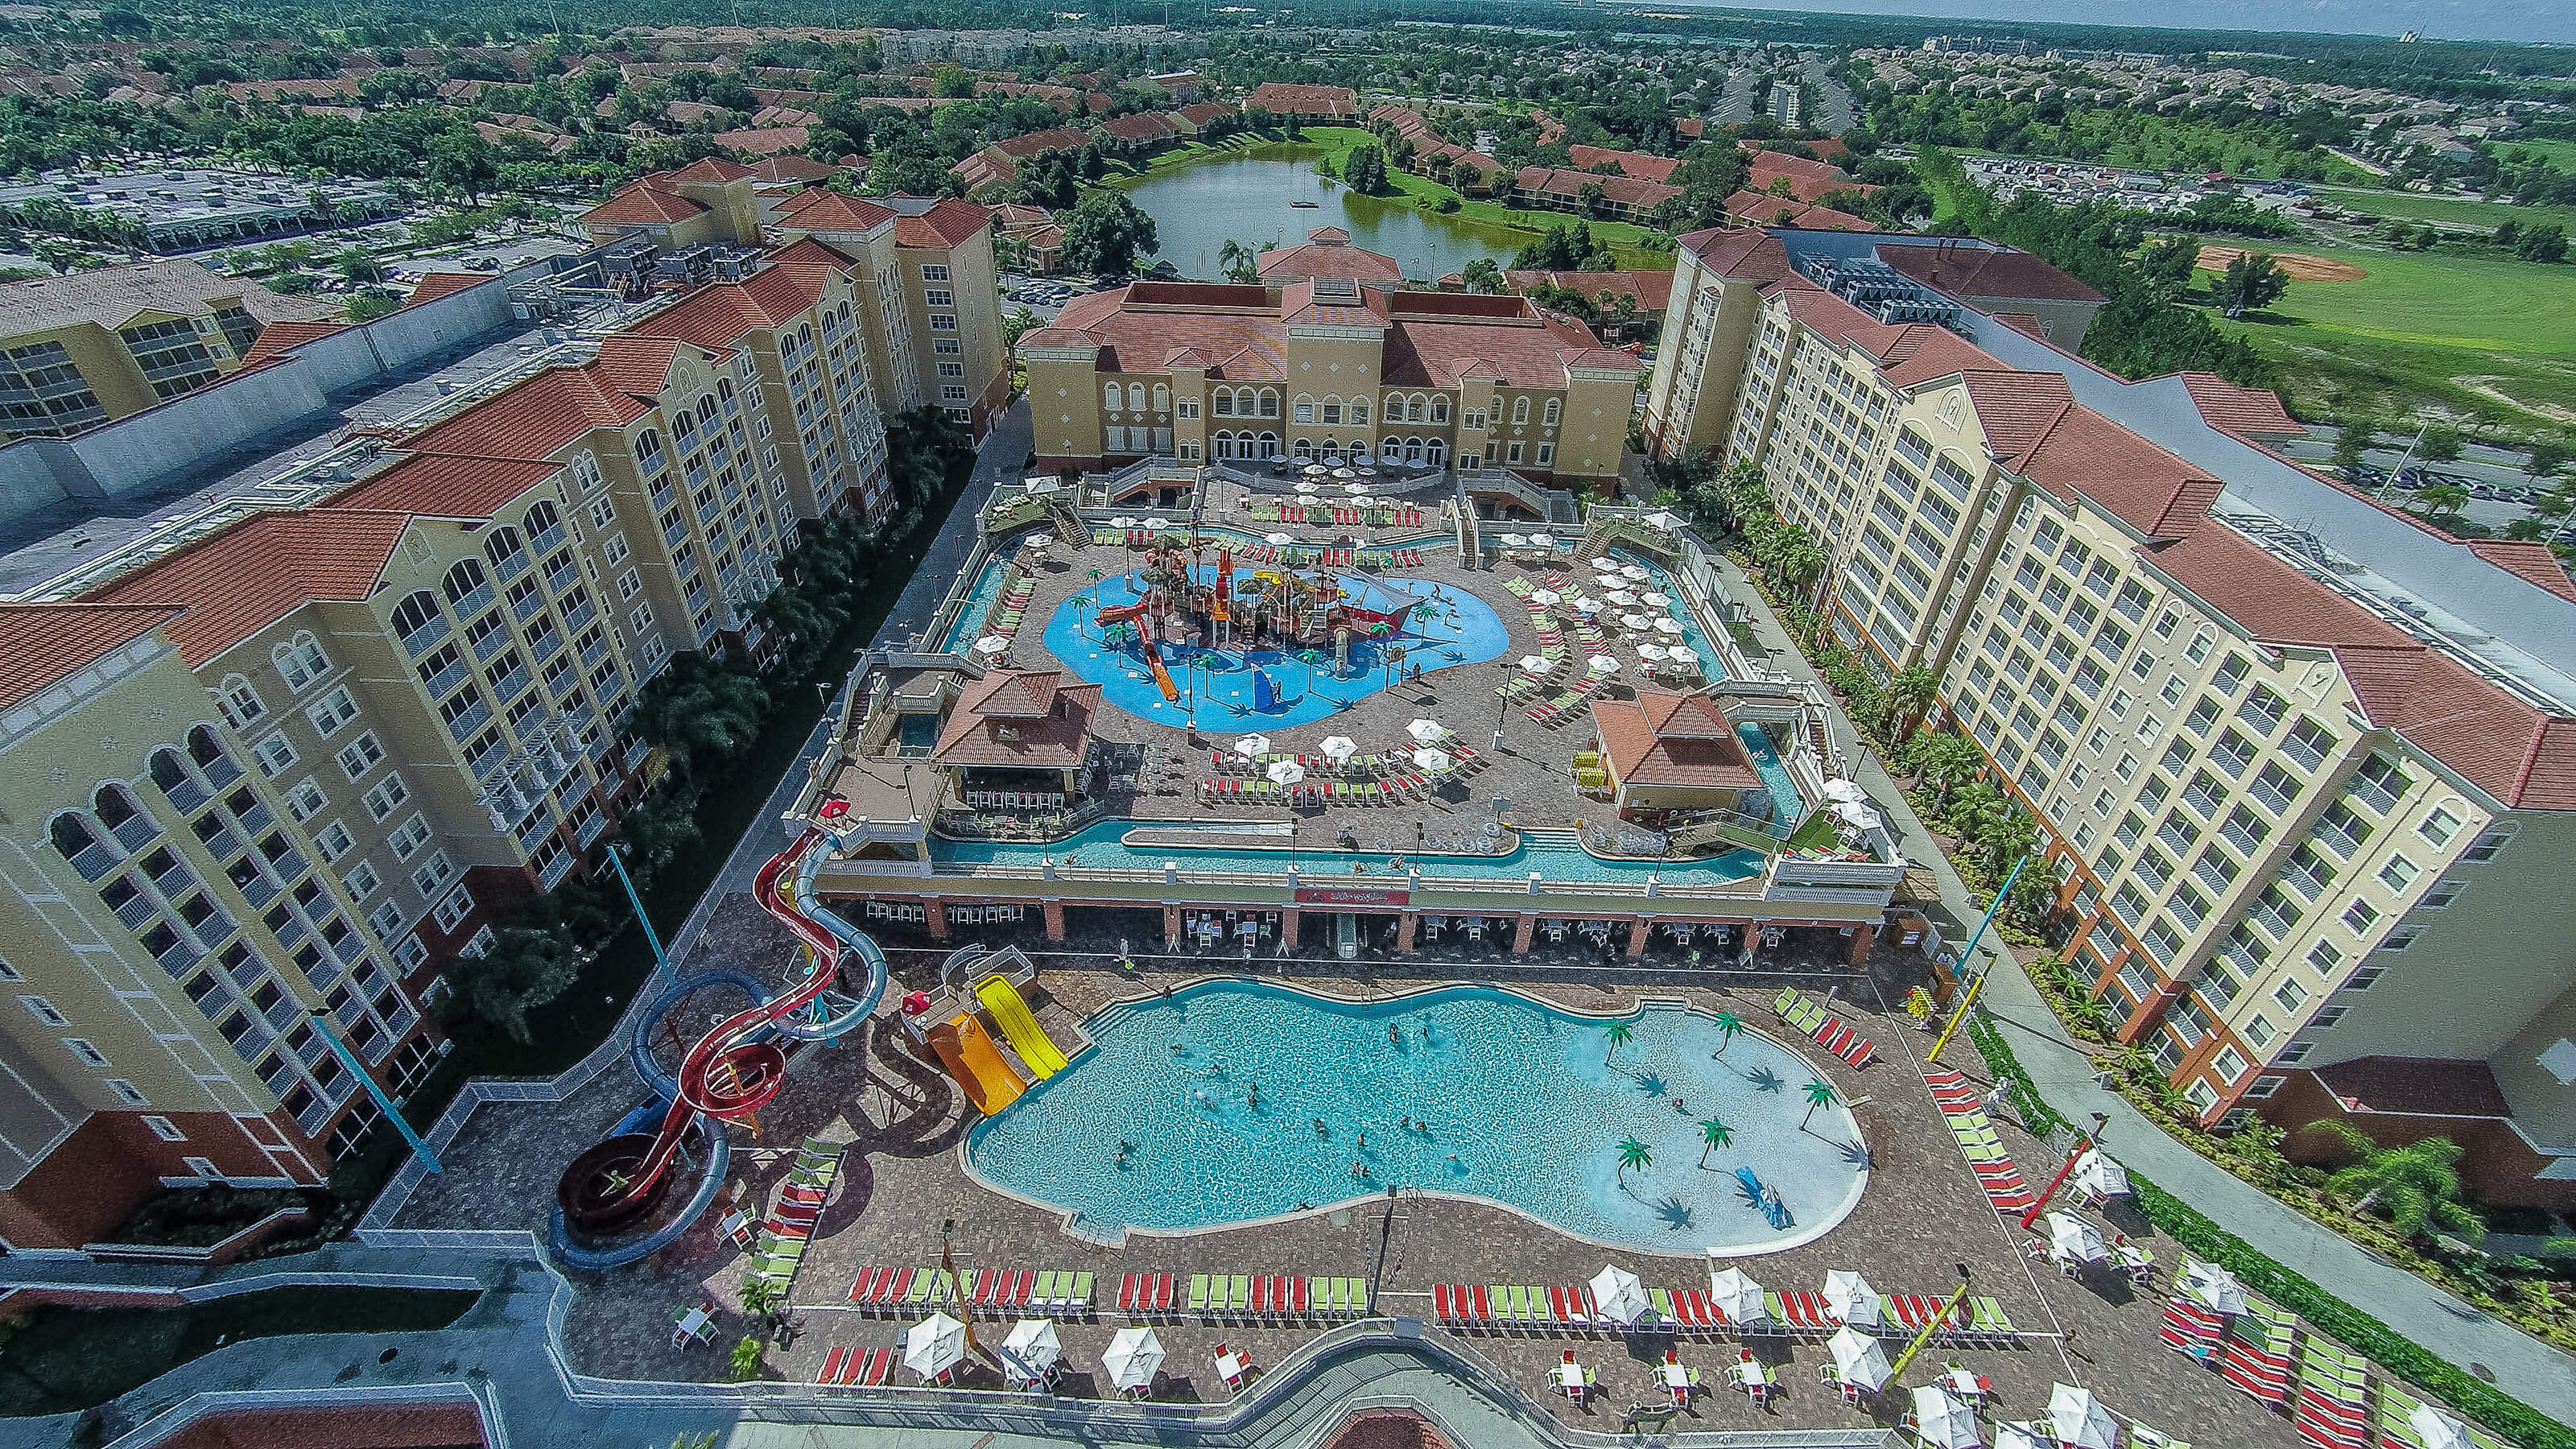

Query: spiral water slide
left=551, top=826, right=885, bottom=1269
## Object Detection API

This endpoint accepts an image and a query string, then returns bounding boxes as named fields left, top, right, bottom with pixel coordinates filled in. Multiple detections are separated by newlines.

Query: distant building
left=1510, top=167, right=1681, bottom=221
left=0, top=166, right=399, bottom=254
left=1245, top=82, right=1360, bottom=120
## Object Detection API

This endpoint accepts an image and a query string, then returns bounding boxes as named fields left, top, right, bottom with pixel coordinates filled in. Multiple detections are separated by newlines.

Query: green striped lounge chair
left=1187, top=1273, right=1213, bottom=1318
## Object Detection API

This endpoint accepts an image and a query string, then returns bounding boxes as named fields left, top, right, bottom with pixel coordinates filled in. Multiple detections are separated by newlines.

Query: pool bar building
left=782, top=465, right=1913, bottom=966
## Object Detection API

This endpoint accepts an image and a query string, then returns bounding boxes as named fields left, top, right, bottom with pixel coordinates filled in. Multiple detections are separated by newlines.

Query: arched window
left=1541, top=398, right=1561, bottom=427
left=1212, top=388, right=1235, bottom=417
left=93, top=782, right=143, bottom=829
left=483, top=526, right=525, bottom=571
left=1430, top=397, right=1449, bottom=424
left=636, top=428, right=665, bottom=470
left=696, top=396, right=718, bottom=427
left=1405, top=436, right=1424, bottom=463
left=1425, top=437, right=1447, bottom=466
left=672, top=410, right=699, bottom=444
left=1257, top=431, right=1278, bottom=456
left=272, top=634, right=326, bottom=691
left=186, top=724, right=228, bottom=769
left=1293, top=438, right=1312, bottom=459
left=1511, top=397, right=1530, bottom=425
left=1126, top=382, right=1146, bottom=412
left=1350, top=395, right=1368, bottom=425
left=1104, top=382, right=1122, bottom=411
left=391, top=591, right=442, bottom=642
left=523, top=500, right=559, bottom=539
left=442, top=558, right=488, bottom=607
left=215, top=674, right=262, bottom=727
left=49, top=812, right=102, bottom=861
left=567, top=450, right=605, bottom=493
left=149, top=747, right=192, bottom=795
left=1259, top=390, right=1278, bottom=419
left=1151, top=383, right=1169, bottom=411
left=1211, top=431, right=1232, bottom=459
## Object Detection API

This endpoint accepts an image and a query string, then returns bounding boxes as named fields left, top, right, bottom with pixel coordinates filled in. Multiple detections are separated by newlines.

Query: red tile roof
left=1724, top=192, right=1869, bottom=231
left=625, top=264, right=834, bottom=353
left=2177, top=371, right=2299, bottom=436
left=931, top=670, right=1102, bottom=766
left=1678, top=226, right=1797, bottom=283
left=1879, top=244, right=2103, bottom=303
left=2013, top=402, right=2221, bottom=540
left=239, top=320, right=349, bottom=364
left=403, top=272, right=486, bottom=308
left=1514, top=166, right=1681, bottom=208
left=891, top=197, right=991, bottom=249
left=87, top=510, right=415, bottom=667
left=748, top=154, right=838, bottom=183
left=2467, top=541, right=2576, bottom=604
left=714, top=125, right=810, bottom=156
left=1246, top=82, right=1358, bottom=117
left=1174, top=101, right=1233, bottom=127
left=327, top=453, right=565, bottom=519
left=398, top=356, right=657, bottom=464
left=1741, top=148, right=1873, bottom=204
left=664, top=157, right=757, bottom=182
left=1566, top=144, right=1682, bottom=184
left=584, top=180, right=708, bottom=225
left=1257, top=235, right=1402, bottom=282
left=2313, top=1056, right=2511, bottom=1119
left=1591, top=690, right=1761, bottom=790
left=1100, top=111, right=1179, bottom=142
left=0, top=603, right=179, bottom=712
left=1503, top=270, right=1675, bottom=312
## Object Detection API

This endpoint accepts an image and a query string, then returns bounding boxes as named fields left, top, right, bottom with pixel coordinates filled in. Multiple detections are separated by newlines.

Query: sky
left=1666, top=0, right=2576, bottom=45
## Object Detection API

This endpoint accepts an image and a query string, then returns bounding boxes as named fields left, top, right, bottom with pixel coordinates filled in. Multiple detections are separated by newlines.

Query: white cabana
left=904, top=1312, right=967, bottom=1381
left=1912, top=1385, right=1982, bottom=1448
left=2047, top=1383, right=2120, bottom=1449
left=1296, top=481, right=1319, bottom=494
left=1501, top=533, right=1530, bottom=548
left=2070, top=1149, right=2132, bottom=1200
left=1821, top=778, right=1869, bottom=804
left=1588, top=1264, right=1649, bottom=1327
left=1667, top=646, right=1700, bottom=669
left=1413, top=748, right=1455, bottom=774
left=1571, top=596, right=1603, bottom=613
left=1622, top=613, right=1656, bottom=632
left=1645, top=510, right=1680, bottom=530
left=1708, top=1266, right=1767, bottom=1326
left=1111, top=515, right=1137, bottom=529
left=1407, top=718, right=1447, bottom=744
left=1000, top=1318, right=1061, bottom=1385
left=1604, top=588, right=1638, bottom=606
left=1637, top=644, right=1670, bottom=665
left=1103, top=1325, right=1165, bottom=1394
left=1823, top=1269, right=1881, bottom=1328
left=1620, top=564, right=1651, bottom=581
left=2177, top=1260, right=2249, bottom=1316
left=1304, top=464, right=1331, bottom=477
left=2047, top=1212, right=2111, bottom=1264
left=1319, top=736, right=1359, bottom=762
left=1529, top=531, right=1555, bottom=548
left=1267, top=760, right=1307, bottom=786
left=2409, top=1402, right=2472, bottom=1449
left=1235, top=734, right=1271, bottom=758
left=1265, top=532, right=1295, bottom=546
left=975, top=635, right=1010, bottom=655
left=1827, top=1326, right=1891, bottom=1392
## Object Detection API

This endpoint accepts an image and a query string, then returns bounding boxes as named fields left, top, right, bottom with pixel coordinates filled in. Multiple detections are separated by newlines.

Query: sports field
left=2314, top=184, right=2576, bottom=234
left=2204, top=242, right=2576, bottom=426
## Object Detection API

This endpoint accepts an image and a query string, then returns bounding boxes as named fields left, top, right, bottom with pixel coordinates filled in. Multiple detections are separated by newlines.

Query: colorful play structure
left=551, top=815, right=884, bottom=1269
left=907, top=965, right=1070, bottom=1119
left=1093, top=536, right=1416, bottom=661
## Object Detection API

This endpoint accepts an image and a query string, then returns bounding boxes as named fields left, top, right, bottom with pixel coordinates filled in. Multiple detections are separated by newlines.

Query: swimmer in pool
left=1247, top=1084, right=1261, bottom=1108
left=1388, top=1022, right=1401, bottom=1044
left=1356, top=1131, right=1366, bottom=1149
left=1314, top=1118, right=1329, bottom=1137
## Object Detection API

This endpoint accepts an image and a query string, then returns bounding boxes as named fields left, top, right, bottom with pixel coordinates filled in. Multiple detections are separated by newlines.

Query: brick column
left=2120, top=974, right=2186, bottom=1043
left=1845, top=923, right=1876, bottom=967
left=927, top=900, right=949, bottom=941
left=1512, top=914, right=1538, bottom=954
left=1398, top=912, right=1420, bottom=952
left=1626, top=919, right=1652, bottom=957
left=1282, top=910, right=1299, bottom=948
left=1042, top=901, right=1067, bottom=942
left=1162, top=904, right=1182, bottom=947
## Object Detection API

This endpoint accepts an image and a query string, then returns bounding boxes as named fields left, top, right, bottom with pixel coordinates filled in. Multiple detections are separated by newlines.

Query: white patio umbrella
left=1637, top=644, right=1670, bottom=665
left=1530, top=588, right=1560, bottom=605
left=2047, top=1211, right=2111, bottom=1264
left=975, top=634, right=1011, bottom=654
left=1591, top=557, right=1623, bottom=573
left=1304, top=464, right=1330, bottom=477
left=1571, top=596, right=1603, bottom=613
left=1828, top=1326, right=1892, bottom=1392
left=1271, top=453, right=1292, bottom=467
left=1667, top=646, right=1700, bottom=669
left=1620, top=564, right=1651, bottom=581
left=1413, top=748, right=1455, bottom=774
left=1529, top=532, right=1555, bottom=548
left=2048, top=1383, right=2120, bottom=1449
left=1605, top=588, right=1638, bottom=606
left=1831, top=801, right=1884, bottom=832
left=1267, top=760, right=1307, bottom=786
left=1994, top=1422, right=2050, bottom=1449
left=1320, top=735, right=1360, bottom=763
left=1622, top=613, right=1656, bottom=632
left=1103, top=1325, right=1165, bottom=1393
left=1653, top=617, right=1684, bottom=636
left=1645, top=510, right=1680, bottom=530
left=1408, top=718, right=1447, bottom=744
left=2409, top=1402, right=2472, bottom=1449
left=1296, top=481, right=1319, bottom=494
left=1708, top=1266, right=1768, bottom=1326
left=1641, top=591, right=1673, bottom=609
left=2177, top=1260, right=2248, bottom=1316
left=1588, top=1264, right=1649, bottom=1327
left=1823, top=1269, right=1882, bottom=1328
left=1520, top=654, right=1554, bottom=672
left=1912, top=1385, right=1981, bottom=1448
left=1332, top=468, right=1357, bottom=481
left=1111, top=515, right=1136, bottom=529
left=2070, top=1149, right=2132, bottom=1200
left=1146, top=518, right=1172, bottom=532
left=1235, top=734, right=1271, bottom=758
left=1266, top=532, right=1295, bottom=546
left=1501, top=533, right=1530, bottom=547
left=905, top=1312, right=967, bottom=1381
left=1589, top=654, right=1620, bottom=674
left=1000, top=1317, right=1061, bottom=1384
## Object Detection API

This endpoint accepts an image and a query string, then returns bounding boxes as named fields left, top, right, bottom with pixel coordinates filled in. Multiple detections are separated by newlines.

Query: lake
left=1122, top=147, right=1536, bottom=283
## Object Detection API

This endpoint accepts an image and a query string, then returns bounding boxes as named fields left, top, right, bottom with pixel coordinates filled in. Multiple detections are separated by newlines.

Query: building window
left=63, top=1038, right=108, bottom=1068
left=336, top=733, right=384, bottom=781
left=2244, top=1075, right=2283, bottom=1100
left=106, top=1077, right=148, bottom=1107
left=144, top=1114, right=186, bottom=1141
left=19, top=995, right=64, bottom=1026
left=919, top=264, right=949, bottom=282
left=432, top=887, right=475, bottom=934
left=929, top=315, right=956, bottom=331
left=1541, top=398, right=1560, bottom=427
left=274, top=634, right=328, bottom=691
left=923, top=289, right=954, bottom=308
left=1534, top=443, right=1554, bottom=466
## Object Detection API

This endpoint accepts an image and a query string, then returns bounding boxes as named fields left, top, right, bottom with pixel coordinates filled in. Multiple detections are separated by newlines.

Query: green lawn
left=2200, top=242, right=2576, bottom=427
left=2312, top=184, right=2576, bottom=234
left=0, top=1287, right=477, bottom=1416
left=2496, top=136, right=2576, bottom=171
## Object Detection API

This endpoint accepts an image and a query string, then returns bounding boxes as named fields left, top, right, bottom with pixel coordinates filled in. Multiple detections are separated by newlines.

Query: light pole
left=311, top=1011, right=439, bottom=1173
left=604, top=843, right=667, bottom=976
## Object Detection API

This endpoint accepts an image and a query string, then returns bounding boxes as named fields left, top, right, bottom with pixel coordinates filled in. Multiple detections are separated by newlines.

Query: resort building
left=584, top=162, right=1012, bottom=442
left=1643, top=223, right=2576, bottom=1204
left=1254, top=227, right=1404, bottom=283
left=1243, top=82, right=1361, bottom=121
left=1018, top=270, right=1642, bottom=490
left=0, top=259, right=343, bottom=441
left=0, top=243, right=898, bottom=1249
left=1509, top=167, right=1682, bottom=221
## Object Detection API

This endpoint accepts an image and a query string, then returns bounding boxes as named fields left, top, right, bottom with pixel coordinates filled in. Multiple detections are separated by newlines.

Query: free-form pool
left=964, top=981, right=1868, bottom=1254
left=1039, top=568, right=1508, bottom=730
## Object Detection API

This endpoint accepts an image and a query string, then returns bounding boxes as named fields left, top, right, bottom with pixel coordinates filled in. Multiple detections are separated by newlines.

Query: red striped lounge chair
left=857, top=1347, right=894, bottom=1386
left=1435, top=1283, right=1455, bottom=1324
left=972, top=1269, right=999, bottom=1305
left=1468, top=1284, right=1492, bottom=1329
left=1838, top=1034, right=1876, bottom=1069
left=1779, top=1290, right=1832, bottom=1336
left=847, top=1267, right=880, bottom=1304
left=817, top=1345, right=848, bottom=1382
left=1290, top=1276, right=1310, bottom=1317
left=1546, top=1285, right=1575, bottom=1327
left=1119, top=1273, right=1143, bottom=1313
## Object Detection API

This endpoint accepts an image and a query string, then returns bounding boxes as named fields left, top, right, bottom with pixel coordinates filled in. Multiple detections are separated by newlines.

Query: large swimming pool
left=964, top=981, right=1868, bottom=1254
left=1039, top=568, right=1509, bottom=730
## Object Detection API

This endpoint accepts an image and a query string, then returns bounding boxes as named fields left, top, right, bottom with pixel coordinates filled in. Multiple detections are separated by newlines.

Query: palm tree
left=1603, top=1020, right=1633, bottom=1067
left=2305, top=1121, right=2485, bottom=1244
left=1711, top=1010, right=1744, bottom=1060
left=1799, top=1078, right=1837, bottom=1133
left=1616, top=1136, right=1653, bottom=1189
left=739, top=1273, right=786, bottom=1319
left=1880, top=664, right=1939, bottom=741
left=1698, top=1117, right=1733, bottom=1166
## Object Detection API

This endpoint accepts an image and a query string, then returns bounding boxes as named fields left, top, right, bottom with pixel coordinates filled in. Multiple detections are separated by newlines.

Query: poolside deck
left=409, top=938, right=2296, bottom=1447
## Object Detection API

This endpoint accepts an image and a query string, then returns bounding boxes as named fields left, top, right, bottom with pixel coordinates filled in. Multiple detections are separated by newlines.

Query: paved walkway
left=1711, top=555, right=2576, bottom=1426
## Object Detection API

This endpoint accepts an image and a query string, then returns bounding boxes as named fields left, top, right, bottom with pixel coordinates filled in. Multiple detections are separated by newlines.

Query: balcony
left=421, top=658, right=469, bottom=699
left=2156, top=820, right=2195, bottom=859
left=2249, top=900, right=2298, bottom=940
left=512, top=589, right=549, bottom=623
left=398, top=613, right=452, bottom=658
left=114, top=812, right=164, bottom=854
left=650, top=482, right=675, bottom=514
left=2180, top=782, right=2225, bottom=819
left=514, top=809, right=554, bottom=851
left=148, top=856, right=194, bottom=897
left=576, top=810, right=608, bottom=845
left=2281, top=734, right=2328, bottom=772
left=328, top=930, right=365, bottom=966
left=562, top=598, right=597, bottom=634
left=298, top=1027, right=332, bottom=1063
left=230, top=1023, right=274, bottom=1064
left=113, top=893, right=159, bottom=929
left=266, top=847, right=309, bottom=881
left=2347, top=777, right=2401, bottom=815
left=579, top=634, right=610, bottom=669
left=663, top=517, right=689, bottom=548
left=260, top=994, right=299, bottom=1030
left=469, top=624, right=510, bottom=663
left=467, top=738, right=508, bottom=778
left=449, top=582, right=496, bottom=617
left=530, top=630, right=564, bottom=665
left=489, top=665, right=532, bottom=707
left=2190, top=856, right=2234, bottom=896
left=190, top=910, right=237, bottom=948
left=490, top=548, right=530, bottom=584
left=152, top=935, right=202, bottom=974
left=2219, top=817, right=2264, bottom=856
left=2248, top=778, right=2294, bottom=815
left=384, top=1002, right=419, bottom=1037
left=66, top=840, right=119, bottom=881
left=270, top=914, right=308, bottom=950
left=294, top=1098, right=331, bottom=1136
left=544, top=561, right=580, bottom=597
left=363, top=1030, right=396, bottom=1065
left=2208, top=744, right=2254, bottom=778
left=446, top=697, right=493, bottom=743
left=625, top=737, right=651, bottom=770
left=333, top=996, right=367, bottom=1028
left=159, top=774, right=209, bottom=815
left=199, top=754, right=242, bottom=791
left=234, top=800, right=274, bottom=834
left=530, top=523, right=569, bottom=555
left=197, top=824, right=242, bottom=860
left=237, top=871, right=279, bottom=909
left=2311, top=819, right=2362, bottom=858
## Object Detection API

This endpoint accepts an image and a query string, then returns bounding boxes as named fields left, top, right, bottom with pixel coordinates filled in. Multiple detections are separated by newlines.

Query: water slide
left=1142, top=642, right=1180, bottom=701
left=551, top=824, right=887, bottom=1269
left=974, top=976, right=1068, bottom=1080
left=929, top=1013, right=1026, bottom=1115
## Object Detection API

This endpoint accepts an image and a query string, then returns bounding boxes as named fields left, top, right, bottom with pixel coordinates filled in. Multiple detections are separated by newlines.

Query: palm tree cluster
left=1899, top=728, right=2062, bottom=923
left=1653, top=456, right=1825, bottom=597
left=2305, top=1120, right=2486, bottom=1246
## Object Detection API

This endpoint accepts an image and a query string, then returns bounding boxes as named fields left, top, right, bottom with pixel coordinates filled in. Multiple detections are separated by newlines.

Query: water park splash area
left=964, top=982, right=1866, bottom=1254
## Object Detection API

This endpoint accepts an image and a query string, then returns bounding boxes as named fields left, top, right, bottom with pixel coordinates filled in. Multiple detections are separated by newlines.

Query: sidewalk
left=1710, top=555, right=2576, bottom=1426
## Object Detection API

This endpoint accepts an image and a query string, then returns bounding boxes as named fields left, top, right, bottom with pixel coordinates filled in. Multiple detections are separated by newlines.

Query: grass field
left=2201, top=242, right=2576, bottom=427
left=2313, top=184, right=2576, bottom=234
left=2497, top=137, right=2576, bottom=171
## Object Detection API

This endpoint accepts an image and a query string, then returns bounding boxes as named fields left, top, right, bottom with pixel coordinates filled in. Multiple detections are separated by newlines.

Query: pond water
left=1123, top=149, right=1532, bottom=283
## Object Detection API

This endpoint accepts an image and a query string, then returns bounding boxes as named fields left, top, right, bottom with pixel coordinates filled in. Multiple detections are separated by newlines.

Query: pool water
left=1040, top=568, right=1509, bottom=730
left=933, top=818, right=1765, bottom=884
left=1736, top=724, right=1804, bottom=829
left=965, top=981, right=1868, bottom=1254
left=939, top=548, right=1020, bottom=655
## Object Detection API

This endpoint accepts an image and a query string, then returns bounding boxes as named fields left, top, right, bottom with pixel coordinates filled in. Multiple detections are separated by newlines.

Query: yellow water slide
left=976, top=976, right=1069, bottom=1080
left=927, top=1014, right=1026, bottom=1115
